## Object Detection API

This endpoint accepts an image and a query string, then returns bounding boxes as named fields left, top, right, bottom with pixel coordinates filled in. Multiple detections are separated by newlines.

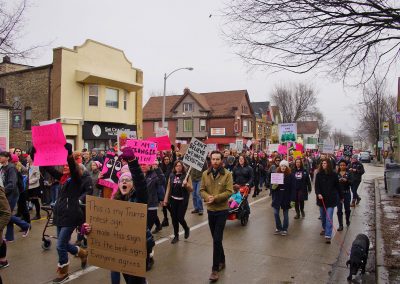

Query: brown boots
left=77, top=247, right=88, bottom=269
left=53, top=263, right=69, bottom=284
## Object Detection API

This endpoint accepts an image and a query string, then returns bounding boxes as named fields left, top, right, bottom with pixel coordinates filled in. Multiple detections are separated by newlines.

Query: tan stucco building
left=0, top=39, right=143, bottom=150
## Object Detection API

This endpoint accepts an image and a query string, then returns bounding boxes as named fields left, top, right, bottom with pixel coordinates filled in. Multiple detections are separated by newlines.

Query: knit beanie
left=279, top=160, right=289, bottom=168
left=119, top=171, right=132, bottom=182
left=120, top=147, right=135, bottom=161
left=92, top=161, right=102, bottom=169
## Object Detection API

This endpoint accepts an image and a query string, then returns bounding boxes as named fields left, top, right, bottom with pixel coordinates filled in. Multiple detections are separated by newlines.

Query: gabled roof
left=170, top=88, right=211, bottom=112
left=143, top=95, right=181, bottom=120
left=297, top=121, right=319, bottom=134
left=200, top=90, right=253, bottom=117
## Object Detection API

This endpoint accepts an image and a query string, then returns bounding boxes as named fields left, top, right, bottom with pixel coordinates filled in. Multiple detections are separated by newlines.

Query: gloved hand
left=64, top=143, right=73, bottom=156
left=290, top=201, right=295, bottom=208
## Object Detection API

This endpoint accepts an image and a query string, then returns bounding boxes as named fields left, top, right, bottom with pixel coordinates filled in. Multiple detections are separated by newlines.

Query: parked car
left=359, top=151, right=372, bottom=163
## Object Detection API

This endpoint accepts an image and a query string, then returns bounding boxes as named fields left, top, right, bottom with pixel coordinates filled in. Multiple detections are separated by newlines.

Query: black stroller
left=227, top=185, right=250, bottom=226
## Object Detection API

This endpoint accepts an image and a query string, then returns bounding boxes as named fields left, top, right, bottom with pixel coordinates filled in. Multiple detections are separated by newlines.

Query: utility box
left=385, top=163, right=400, bottom=196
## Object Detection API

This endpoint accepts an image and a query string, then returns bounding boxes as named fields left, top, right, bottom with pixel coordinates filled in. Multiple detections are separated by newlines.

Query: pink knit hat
left=11, top=154, right=19, bottom=163
left=92, top=161, right=102, bottom=169
left=119, top=171, right=132, bottom=182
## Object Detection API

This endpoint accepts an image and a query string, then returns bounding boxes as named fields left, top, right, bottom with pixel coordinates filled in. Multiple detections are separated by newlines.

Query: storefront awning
left=204, top=137, right=236, bottom=144
left=75, top=70, right=142, bottom=92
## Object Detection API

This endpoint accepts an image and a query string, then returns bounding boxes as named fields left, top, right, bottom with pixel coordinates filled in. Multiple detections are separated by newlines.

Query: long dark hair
left=318, top=159, right=333, bottom=174
left=172, top=160, right=186, bottom=175
left=294, top=158, right=304, bottom=170
left=237, top=154, right=248, bottom=167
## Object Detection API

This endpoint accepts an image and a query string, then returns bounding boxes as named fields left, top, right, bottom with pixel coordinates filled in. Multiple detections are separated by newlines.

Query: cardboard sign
left=236, top=140, right=243, bottom=152
left=271, top=173, right=284, bottom=185
left=305, top=144, right=316, bottom=150
left=86, top=196, right=147, bottom=277
left=32, top=123, right=67, bottom=166
left=117, top=130, right=137, bottom=153
left=322, top=143, right=335, bottom=154
left=146, top=136, right=171, bottom=151
left=183, top=138, right=208, bottom=171
left=293, top=151, right=303, bottom=158
left=278, top=123, right=297, bottom=142
left=268, top=144, right=279, bottom=153
left=343, top=145, right=353, bottom=156
left=98, top=152, right=122, bottom=191
left=246, top=140, right=253, bottom=148
left=126, top=139, right=157, bottom=165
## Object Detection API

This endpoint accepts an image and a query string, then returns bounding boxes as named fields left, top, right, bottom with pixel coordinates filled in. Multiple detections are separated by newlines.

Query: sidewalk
left=375, top=176, right=400, bottom=283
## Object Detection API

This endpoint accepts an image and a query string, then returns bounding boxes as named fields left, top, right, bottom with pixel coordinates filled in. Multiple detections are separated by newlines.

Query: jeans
left=351, top=180, right=361, bottom=201
left=273, top=207, right=289, bottom=231
left=56, top=226, right=78, bottom=265
left=170, top=198, right=189, bottom=237
left=192, top=180, right=203, bottom=212
left=5, top=196, right=30, bottom=241
left=320, top=206, right=334, bottom=238
left=208, top=210, right=228, bottom=272
left=50, top=183, right=60, bottom=205
left=111, top=271, right=146, bottom=284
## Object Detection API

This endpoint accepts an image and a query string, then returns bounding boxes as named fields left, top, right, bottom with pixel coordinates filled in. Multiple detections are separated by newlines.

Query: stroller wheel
left=42, top=239, right=52, bottom=250
left=240, top=213, right=249, bottom=226
left=81, top=237, right=88, bottom=249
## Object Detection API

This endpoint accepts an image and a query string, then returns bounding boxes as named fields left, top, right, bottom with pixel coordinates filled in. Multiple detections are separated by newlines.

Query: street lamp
left=161, top=67, right=194, bottom=128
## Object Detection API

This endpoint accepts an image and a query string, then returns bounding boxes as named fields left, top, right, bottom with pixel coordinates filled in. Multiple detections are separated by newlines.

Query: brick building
left=143, top=88, right=255, bottom=150
left=0, top=39, right=143, bottom=150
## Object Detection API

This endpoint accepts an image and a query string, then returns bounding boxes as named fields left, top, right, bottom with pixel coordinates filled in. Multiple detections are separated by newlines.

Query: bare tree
left=0, top=0, right=38, bottom=58
left=358, top=77, right=394, bottom=159
left=222, top=0, right=400, bottom=85
left=271, top=82, right=317, bottom=123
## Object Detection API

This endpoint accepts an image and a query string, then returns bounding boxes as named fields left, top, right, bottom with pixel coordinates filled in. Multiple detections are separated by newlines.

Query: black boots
left=337, top=212, right=344, bottom=231
left=345, top=211, right=351, bottom=226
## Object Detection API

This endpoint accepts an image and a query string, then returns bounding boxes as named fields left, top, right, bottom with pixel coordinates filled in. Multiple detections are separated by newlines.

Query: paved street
left=2, top=164, right=383, bottom=284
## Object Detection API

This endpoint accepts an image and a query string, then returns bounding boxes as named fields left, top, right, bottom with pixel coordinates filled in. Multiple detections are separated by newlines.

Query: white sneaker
left=280, top=231, right=288, bottom=236
left=274, top=229, right=281, bottom=235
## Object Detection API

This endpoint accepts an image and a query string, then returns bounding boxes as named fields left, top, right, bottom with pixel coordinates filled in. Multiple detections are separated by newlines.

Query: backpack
left=17, top=172, right=27, bottom=193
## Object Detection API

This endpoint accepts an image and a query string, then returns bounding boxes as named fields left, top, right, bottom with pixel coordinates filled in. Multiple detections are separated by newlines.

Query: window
left=88, top=85, right=98, bottom=106
left=0, top=88, right=4, bottom=104
left=123, top=92, right=128, bottom=110
left=183, top=119, right=193, bottom=132
left=242, top=105, right=248, bottom=113
left=183, top=103, right=194, bottom=112
left=200, top=119, right=206, bottom=132
left=105, top=88, right=119, bottom=108
left=25, top=107, right=32, bottom=130
left=243, top=120, right=248, bottom=133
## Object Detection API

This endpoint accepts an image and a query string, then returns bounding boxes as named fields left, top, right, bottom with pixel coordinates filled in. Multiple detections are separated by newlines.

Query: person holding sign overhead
left=200, top=151, right=234, bottom=282
left=270, top=160, right=296, bottom=236
left=33, top=143, right=89, bottom=284
left=163, top=160, right=193, bottom=244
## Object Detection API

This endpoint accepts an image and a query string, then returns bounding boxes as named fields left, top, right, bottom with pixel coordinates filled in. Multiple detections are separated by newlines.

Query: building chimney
left=2, top=56, right=10, bottom=63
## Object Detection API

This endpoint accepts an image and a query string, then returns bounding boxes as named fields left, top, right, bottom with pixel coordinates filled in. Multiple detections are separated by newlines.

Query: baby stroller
left=227, top=185, right=250, bottom=226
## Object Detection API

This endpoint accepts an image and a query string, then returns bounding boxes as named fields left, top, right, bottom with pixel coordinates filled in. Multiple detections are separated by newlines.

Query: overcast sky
left=16, top=0, right=400, bottom=136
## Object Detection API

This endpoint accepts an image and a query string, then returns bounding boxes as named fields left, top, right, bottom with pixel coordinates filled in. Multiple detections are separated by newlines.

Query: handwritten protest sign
left=98, top=152, right=122, bottom=191
left=271, top=173, right=284, bottom=185
left=146, top=136, right=171, bottom=151
left=268, top=144, right=279, bottom=153
left=86, top=196, right=147, bottom=277
left=278, top=144, right=287, bottom=155
left=117, top=130, right=137, bottom=153
left=126, top=139, right=157, bottom=165
left=236, top=140, right=243, bottom=152
left=183, top=138, right=208, bottom=171
left=32, top=123, right=67, bottom=166
left=343, top=145, right=353, bottom=156
left=322, top=143, right=335, bottom=154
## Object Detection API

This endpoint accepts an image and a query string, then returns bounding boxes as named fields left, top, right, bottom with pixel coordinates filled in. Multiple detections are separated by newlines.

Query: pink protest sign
left=296, top=143, right=304, bottom=152
left=278, top=144, right=287, bottom=155
left=126, top=139, right=157, bottom=164
left=32, top=123, right=67, bottom=166
left=97, top=152, right=121, bottom=192
left=146, top=135, right=171, bottom=151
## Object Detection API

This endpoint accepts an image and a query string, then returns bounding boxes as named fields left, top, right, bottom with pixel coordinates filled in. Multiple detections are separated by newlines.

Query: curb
left=374, top=177, right=389, bottom=283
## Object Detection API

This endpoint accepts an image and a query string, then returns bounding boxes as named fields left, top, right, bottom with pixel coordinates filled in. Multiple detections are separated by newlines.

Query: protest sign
left=117, top=130, right=137, bottom=153
left=236, top=140, right=244, bottom=152
left=206, top=144, right=217, bottom=153
left=183, top=138, right=208, bottom=171
left=278, top=144, right=287, bottom=155
left=293, top=151, right=303, bottom=158
left=322, top=143, right=335, bottom=154
left=86, top=196, right=147, bottom=277
left=295, top=143, right=304, bottom=152
left=126, top=139, right=157, bottom=165
left=146, top=136, right=171, bottom=151
left=278, top=123, right=297, bottom=142
left=305, top=144, right=316, bottom=150
left=32, top=123, right=67, bottom=166
left=229, top=143, right=237, bottom=150
left=155, top=127, right=169, bottom=137
left=343, top=145, right=353, bottom=156
left=179, top=144, right=189, bottom=155
left=271, top=173, right=284, bottom=185
left=268, top=144, right=279, bottom=153
left=246, top=140, right=252, bottom=148
left=98, top=152, right=122, bottom=191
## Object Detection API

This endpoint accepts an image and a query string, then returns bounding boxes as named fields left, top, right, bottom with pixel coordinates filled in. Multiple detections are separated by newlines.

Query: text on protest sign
left=271, top=173, right=284, bottom=185
left=343, top=145, right=353, bottom=156
left=322, top=144, right=335, bottom=154
left=183, top=138, right=208, bottom=171
left=146, top=135, right=171, bottom=151
left=86, top=196, right=147, bottom=277
left=126, top=139, right=157, bottom=165
left=32, top=123, right=67, bottom=166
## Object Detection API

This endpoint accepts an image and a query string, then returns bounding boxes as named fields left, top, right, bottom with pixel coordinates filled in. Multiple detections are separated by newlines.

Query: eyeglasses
left=119, top=178, right=133, bottom=183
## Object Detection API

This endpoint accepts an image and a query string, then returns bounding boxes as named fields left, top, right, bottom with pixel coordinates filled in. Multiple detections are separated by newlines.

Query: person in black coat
left=36, top=144, right=88, bottom=283
left=270, top=160, right=295, bottom=236
left=250, top=152, right=264, bottom=197
left=160, top=155, right=173, bottom=227
left=292, top=158, right=311, bottom=219
left=315, top=159, right=343, bottom=244
left=232, top=154, right=254, bottom=189
left=348, top=155, right=365, bottom=206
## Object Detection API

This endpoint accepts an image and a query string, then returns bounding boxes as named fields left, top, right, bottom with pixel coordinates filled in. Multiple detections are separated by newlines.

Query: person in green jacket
left=200, top=151, right=233, bottom=282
